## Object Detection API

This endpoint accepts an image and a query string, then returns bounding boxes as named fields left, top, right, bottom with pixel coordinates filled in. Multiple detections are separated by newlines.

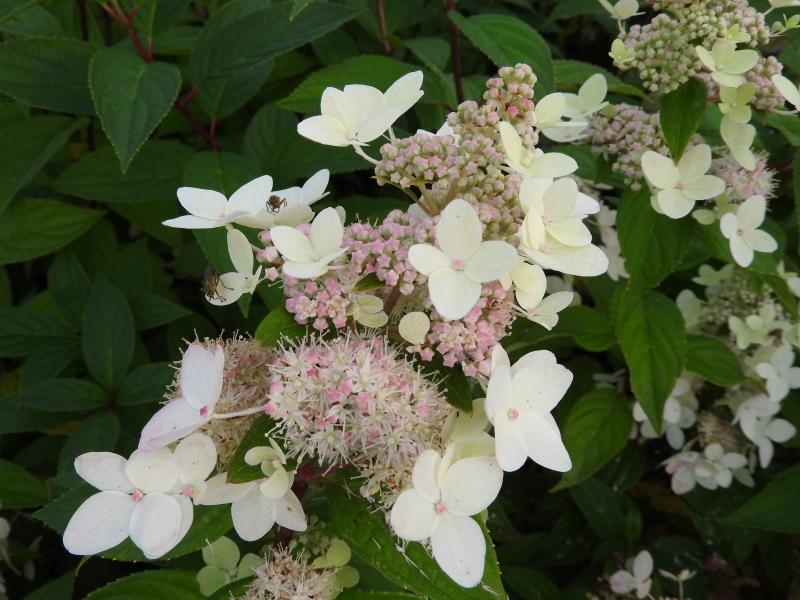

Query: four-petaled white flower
left=297, top=72, right=423, bottom=147
left=163, top=176, right=275, bottom=230
left=532, top=93, right=588, bottom=142
left=609, top=39, right=635, bottom=68
left=270, top=207, right=346, bottom=279
left=389, top=449, right=503, bottom=588
left=484, top=344, right=572, bottom=472
left=206, top=229, right=263, bottom=306
left=695, top=40, right=759, bottom=87
left=609, top=550, right=653, bottom=599
left=236, top=169, right=330, bottom=229
left=504, top=261, right=574, bottom=330
left=64, top=434, right=216, bottom=559
left=598, top=0, right=642, bottom=22
left=633, top=378, right=697, bottom=450
left=498, top=121, right=578, bottom=178
left=640, top=145, right=725, bottom=219
left=563, top=74, right=609, bottom=119
left=139, top=343, right=225, bottom=450
left=408, top=199, right=517, bottom=321
left=664, top=444, right=749, bottom=494
left=718, top=83, right=756, bottom=124
left=720, top=195, right=778, bottom=267
left=720, top=117, right=757, bottom=171
left=729, top=304, right=785, bottom=350
left=755, top=345, right=800, bottom=402
left=736, top=395, right=796, bottom=468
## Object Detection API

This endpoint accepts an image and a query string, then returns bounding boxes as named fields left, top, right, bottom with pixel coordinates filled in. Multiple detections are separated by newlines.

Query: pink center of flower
left=435, top=501, right=447, bottom=514
left=264, top=401, right=278, bottom=416
left=199, top=406, right=209, bottom=417
left=131, top=490, right=144, bottom=502
left=538, top=242, right=550, bottom=254
left=452, top=259, right=465, bottom=271
left=182, top=485, right=193, bottom=497
left=508, top=408, right=520, bottom=421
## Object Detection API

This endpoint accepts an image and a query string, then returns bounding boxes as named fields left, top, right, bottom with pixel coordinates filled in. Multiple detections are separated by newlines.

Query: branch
left=375, top=0, right=392, bottom=54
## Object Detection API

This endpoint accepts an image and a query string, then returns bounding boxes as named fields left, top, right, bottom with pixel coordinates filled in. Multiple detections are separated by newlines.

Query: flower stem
left=211, top=406, right=265, bottom=419
left=353, top=144, right=380, bottom=165
left=375, top=0, right=392, bottom=54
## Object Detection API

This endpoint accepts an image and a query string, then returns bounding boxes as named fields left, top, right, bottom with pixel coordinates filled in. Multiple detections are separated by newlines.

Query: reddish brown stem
left=174, top=86, right=218, bottom=152
left=102, top=2, right=153, bottom=61
left=375, top=0, right=392, bottom=54
left=446, top=0, right=464, bottom=104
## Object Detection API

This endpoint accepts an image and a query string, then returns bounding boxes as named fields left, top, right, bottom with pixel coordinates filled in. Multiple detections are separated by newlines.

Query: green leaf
left=183, top=151, right=260, bottom=195
left=228, top=415, right=282, bottom=483
left=0, top=115, right=81, bottom=217
left=131, top=293, right=191, bottom=330
left=551, top=306, right=614, bottom=351
left=614, top=289, right=686, bottom=433
left=58, top=411, right=119, bottom=473
left=83, top=570, right=200, bottom=600
left=569, top=477, right=626, bottom=540
left=759, top=272, right=800, bottom=320
left=616, top=188, right=695, bottom=291
left=278, top=54, right=425, bottom=114
left=254, top=306, right=305, bottom=347
left=721, top=463, right=800, bottom=532
left=766, top=112, right=800, bottom=146
left=82, top=277, right=135, bottom=390
left=0, top=307, right=73, bottom=357
left=0, top=458, right=48, bottom=509
left=54, top=140, right=193, bottom=204
left=48, top=252, right=91, bottom=326
left=23, top=573, right=75, bottom=600
left=553, top=59, right=645, bottom=99
left=405, top=36, right=450, bottom=73
left=191, top=1, right=360, bottom=116
left=89, top=48, right=182, bottom=172
left=417, top=354, right=475, bottom=412
left=111, top=200, right=183, bottom=248
left=448, top=12, right=554, bottom=96
left=685, top=334, right=743, bottom=386
left=553, top=387, right=632, bottom=490
left=117, top=362, right=173, bottom=406
left=0, top=37, right=95, bottom=114
left=659, top=79, right=707, bottom=159
left=326, top=486, right=505, bottom=599
left=502, top=567, right=560, bottom=600
left=0, top=198, right=103, bottom=265
left=11, top=378, right=107, bottom=412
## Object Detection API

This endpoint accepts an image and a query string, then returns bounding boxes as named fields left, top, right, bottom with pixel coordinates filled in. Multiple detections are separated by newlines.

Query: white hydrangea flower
left=720, top=117, right=757, bottom=170
left=633, top=378, right=697, bottom=449
left=640, top=145, right=725, bottom=219
left=692, top=264, right=734, bottom=288
left=563, top=74, right=609, bottom=119
left=163, top=175, right=275, bottom=230
left=695, top=40, right=759, bottom=87
left=270, top=207, right=346, bottom=279
left=755, top=345, right=800, bottom=402
left=206, top=229, right=263, bottom=306
left=719, top=84, right=756, bottom=124
left=236, top=169, right=330, bottom=229
left=609, top=39, right=635, bottom=68
left=720, top=195, right=778, bottom=267
left=729, top=304, right=786, bottom=350
left=598, top=0, right=642, bottom=21
left=497, top=121, right=578, bottom=178
left=533, top=93, right=588, bottom=142
left=609, top=550, right=653, bottom=599
left=772, top=74, right=800, bottom=112
left=297, top=72, right=423, bottom=147
left=484, top=344, right=572, bottom=472
left=408, top=199, right=517, bottom=321
left=676, top=289, right=703, bottom=331
left=139, top=343, right=225, bottom=451
left=389, top=449, right=503, bottom=588
left=735, top=395, right=796, bottom=467
left=664, top=444, right=749, bottom=494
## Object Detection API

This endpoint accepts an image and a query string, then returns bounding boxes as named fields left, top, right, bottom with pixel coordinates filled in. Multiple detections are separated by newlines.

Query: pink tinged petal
left=390, top=489, right=437, bottom=542
left=138, top=399, right=208, bottom=451
left=494, top=414, right=528, bottom=472
left=162, top=215, right=221, bottom=229
left=176, top=188, right=227, bottom=219
left=744, top=229, right=777, bottom=253
left=297, top=115, right=351, bottom=147
left=407, top=244, right=451, bottom=276
left=656, top=189, right=694, bottom=219
left=74, top=452, right=134, bottom=492
left=174, top=433, right=217, bottom=484
left=125, top=448, right=178, bottom=493
left=129, top=493, right=183, bottom=559
left=309, top=207, right=343, bottom=257
left=517, top=412, right=572, bottom=472
left=428, top=269, right=482, bottom=321
left=269, top=226, right=314, bottom=263
left=485, top=357, right=513, bottom=422
left=441, top=457, right=503, bottom=517
left=463, top=241, right=517, bottom=283
left=729, top=236, right=754, bottom=267
left=63, top=491, right=135, bottom=555
left=430, top=513, right=486, bottom=588
left=436, top=199, right=483, bottom=261
left=640, top=151, right=679, bottom=190
left=231, top=489, right=277, bottom=542
left=180, top=343, right=225, bottom=412
left=412, top=449, right=442, bottom=503
left=609, top=570, right=637, bottom=593
left=274, top=491, right=307, bottom=532
left=199, top=474, right=255, bottom=505
left=228, top=175, right=273, bottom=216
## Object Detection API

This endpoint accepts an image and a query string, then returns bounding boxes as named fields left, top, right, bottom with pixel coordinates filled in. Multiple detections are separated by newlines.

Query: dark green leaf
left=131, top=293, right=191, bottom=330
left=118, top=362, right=173, bottom=406
left=660, top=79, right=707, bottom=159
left=0, top=37, right=95, bottom=114
left=685, top=334, right=743, bottom=386
left=553, top=59, right=644, bottom=98
left=766, top=112, right=800, bottom=146
left=58, top=411, right=119, bottom=473
left=569, top=478, right=626, bottom=540
left=0, top=402, right=76, bottom=434
left=254, top=306, right=305, bottom=347
left=758, top=272, right=799, bottom=320
left=551, top=306, right=614, bottom=351
left=502, top=567, right=560, bottom=600
left=0, top=458, right=48, bottom=508
left=83, top=570, right=201, bottom=599
left=0, top=198, right=103, bottom=265
left=11, top=378, right=107, bottom=412
left=553, top=387, right=632, bottom=490
left=183, top=151, right=260, bottom=195
left=722, top=463, right=800, bottom=532
left=48, top=252, right=91, bottom=326
left=82, top=277, right=135, bottom=390
left=23, top=572, right=75, bottom=600
left=0, top=307, right=73, bottom=357
left=90, top=48, right=182, bottom=171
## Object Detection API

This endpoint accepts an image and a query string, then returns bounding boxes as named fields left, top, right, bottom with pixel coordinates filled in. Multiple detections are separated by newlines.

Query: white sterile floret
left=720, top=117, right=757, bottom=170
left=718, top=84, right=756, bottom=124
left=497, top=121, right=578, bottom=178
left=64, top=435, right=216, bottom=559
left=735, top=395, right=796, bottom=468
left=664, top=444, right=749, bottom=494
left=598, top=0, right=642, bottom=21
left=407, top=199, right=517, bottom=321
left=163, top=175, right=275, bottom=230
left=728, top=304, right=785, bottom=350
left=769, top=0, right=800, bottom=10
left=206, top=229, right=263, bottom=306
left=236, top=169, right=330, bottom=229
left=609, top=39, right=635, bottom=68
left=139, top=343, right=225, bottom=451
left=563, top=74, right=609, bottom=119
left=200, top=471, right=307, bottom=542
left=633, top=378, right=697, bottom=450
left=755, top=345, right=800, bottom=402
left=532, top=93, right=588, bottom=142
left=297, top=72, right=423, bottom=147
left=695, top=40, right=759, bottom=87
left=349, top=294, right=389, bottom=328
left=517, top=178, right=608, bottom=277
left=270, top=207, right=346, bottom=279
left=719, top=195, right=778, bottom=267
left=484, top=344, right=572, bottom=472
left=771, top=74, right=800, bottom=112
left=389, top=448, right=503, bottom=588
left=609, top=550, right=653, bottom=599
left=640, top=145, right=725, bottom=219
left=398, top=311, right=431, bottom=345
left=504, top=261, right=573, bottom=330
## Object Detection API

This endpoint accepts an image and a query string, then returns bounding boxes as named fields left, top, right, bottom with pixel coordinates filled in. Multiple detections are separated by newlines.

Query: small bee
left=266, top=194, right=287, bottom=213
left=202, top=264, right=229, bottom=301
